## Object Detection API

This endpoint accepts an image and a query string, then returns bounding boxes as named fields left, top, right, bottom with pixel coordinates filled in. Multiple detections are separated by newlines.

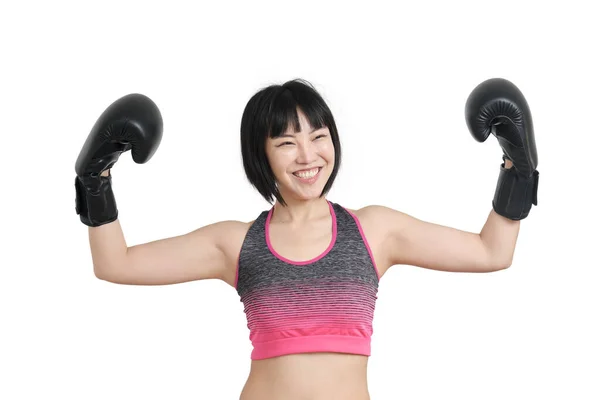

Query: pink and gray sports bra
left=234, top=200, right=381, bottom=360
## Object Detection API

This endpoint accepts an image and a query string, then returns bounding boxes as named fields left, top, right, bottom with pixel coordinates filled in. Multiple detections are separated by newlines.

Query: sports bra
left=234, top=200, right=381, bottom=360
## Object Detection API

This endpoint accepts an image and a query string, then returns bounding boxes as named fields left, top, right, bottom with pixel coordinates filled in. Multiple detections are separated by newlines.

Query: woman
left=74, top=78, right=539, bottom=399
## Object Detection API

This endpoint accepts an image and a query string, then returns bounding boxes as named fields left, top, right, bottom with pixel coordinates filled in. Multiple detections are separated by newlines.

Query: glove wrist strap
left=492, top=162, right=539, bottom=221
left=75, top=175, right=118, bottom=227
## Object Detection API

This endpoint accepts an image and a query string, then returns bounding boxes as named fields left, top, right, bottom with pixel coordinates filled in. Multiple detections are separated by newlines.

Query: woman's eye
left=315, top=134, right=326, bottom=140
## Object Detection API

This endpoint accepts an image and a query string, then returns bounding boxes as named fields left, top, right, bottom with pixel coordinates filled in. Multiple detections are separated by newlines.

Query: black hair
left=240, top=78, right=341, bottom=206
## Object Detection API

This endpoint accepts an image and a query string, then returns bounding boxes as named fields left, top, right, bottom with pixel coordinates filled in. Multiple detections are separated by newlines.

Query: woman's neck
left=271, top=197, right=330, bottom=224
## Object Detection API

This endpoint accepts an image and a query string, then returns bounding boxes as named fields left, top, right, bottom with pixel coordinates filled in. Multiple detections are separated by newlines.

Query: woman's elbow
left=489, top=257, right=513, bottom=271
left=93, top=263, right=122, bottom=283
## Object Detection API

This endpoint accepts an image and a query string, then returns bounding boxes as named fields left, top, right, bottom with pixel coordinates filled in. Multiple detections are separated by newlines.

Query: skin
left=90, top=110, right=519, bottom=400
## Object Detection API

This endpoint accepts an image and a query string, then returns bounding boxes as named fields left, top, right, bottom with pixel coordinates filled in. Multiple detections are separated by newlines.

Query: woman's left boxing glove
left=465, top=78, right=539, bottom=220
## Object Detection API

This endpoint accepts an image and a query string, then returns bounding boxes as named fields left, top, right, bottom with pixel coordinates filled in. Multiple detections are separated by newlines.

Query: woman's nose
left=296, top=141, right=317, bottom=163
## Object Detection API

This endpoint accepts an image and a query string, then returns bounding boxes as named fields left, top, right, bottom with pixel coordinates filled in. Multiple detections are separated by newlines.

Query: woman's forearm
left=88, top=219, right=128, bottom=277
left=480, top=209, right=520, bottom=269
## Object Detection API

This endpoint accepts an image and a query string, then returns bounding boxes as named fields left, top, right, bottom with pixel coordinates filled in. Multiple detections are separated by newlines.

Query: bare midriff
left=239, top=352, right=371, bottom=400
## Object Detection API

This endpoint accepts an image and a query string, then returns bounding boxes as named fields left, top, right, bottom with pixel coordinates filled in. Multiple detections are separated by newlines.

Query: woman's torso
left=240, top=353, right=370, bottom=400
left=220, top=202, right=391, bottom=400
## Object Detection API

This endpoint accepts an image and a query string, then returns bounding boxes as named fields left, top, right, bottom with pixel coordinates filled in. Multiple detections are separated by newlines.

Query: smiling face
left=240, top=79, right=342, bottom=206
left=265, top=108, right=335, bottom=203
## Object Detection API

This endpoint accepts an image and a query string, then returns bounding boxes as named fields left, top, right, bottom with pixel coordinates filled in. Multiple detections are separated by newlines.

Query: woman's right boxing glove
left=75, top=93, right=163, bottom=227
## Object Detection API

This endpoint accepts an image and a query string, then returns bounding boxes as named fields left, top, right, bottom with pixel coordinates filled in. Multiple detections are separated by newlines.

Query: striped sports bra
left=234, top=200, right=381, bottom=360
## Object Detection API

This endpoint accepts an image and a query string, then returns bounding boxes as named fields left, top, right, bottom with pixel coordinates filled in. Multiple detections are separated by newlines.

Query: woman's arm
left=363, top=203, right=518, bottom=274
left=90, top=218, right=248, bottom=286
left=83, top=162, right=249, bottom=286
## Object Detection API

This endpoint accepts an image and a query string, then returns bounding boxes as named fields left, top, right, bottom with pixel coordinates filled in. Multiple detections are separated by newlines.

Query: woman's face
left=265, top=110, right=335, bottom=202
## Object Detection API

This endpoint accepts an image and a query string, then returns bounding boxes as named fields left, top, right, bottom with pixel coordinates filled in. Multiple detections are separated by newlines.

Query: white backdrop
left=2, top=1, right=598, bottom=399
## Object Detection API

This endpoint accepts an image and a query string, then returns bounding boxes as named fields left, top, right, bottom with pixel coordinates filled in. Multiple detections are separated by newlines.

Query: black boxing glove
left=75, top=94, right=163, bottom=227
left=465, top=78, right=539, bottom=220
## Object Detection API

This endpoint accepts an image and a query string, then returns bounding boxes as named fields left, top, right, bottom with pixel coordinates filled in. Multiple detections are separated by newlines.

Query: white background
left=1, top=1, right=599, bottom=399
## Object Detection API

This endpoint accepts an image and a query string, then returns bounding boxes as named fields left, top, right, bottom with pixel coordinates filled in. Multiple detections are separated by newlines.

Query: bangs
left=267, top=84, right=328, bottom=138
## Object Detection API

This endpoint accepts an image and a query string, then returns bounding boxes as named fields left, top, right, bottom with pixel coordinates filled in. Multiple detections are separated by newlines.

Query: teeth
left=294, top=168, right=319, bottom=179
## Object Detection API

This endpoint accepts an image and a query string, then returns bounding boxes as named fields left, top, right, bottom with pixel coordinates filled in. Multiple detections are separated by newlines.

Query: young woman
left=74, top=78, right=539, bottom=400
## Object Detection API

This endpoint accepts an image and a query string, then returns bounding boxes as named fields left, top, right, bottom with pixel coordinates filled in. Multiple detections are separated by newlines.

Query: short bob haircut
left=241, top=79, right=342, bottom=206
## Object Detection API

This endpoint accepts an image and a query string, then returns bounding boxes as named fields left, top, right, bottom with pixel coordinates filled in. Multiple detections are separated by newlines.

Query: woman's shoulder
left=337, top=203, right=407, bottom=240
left=338, top=204, right=388, bottom=221
left=211, top=219, right=256, bottom=239
left=211, top=203, right=274, bottom=239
